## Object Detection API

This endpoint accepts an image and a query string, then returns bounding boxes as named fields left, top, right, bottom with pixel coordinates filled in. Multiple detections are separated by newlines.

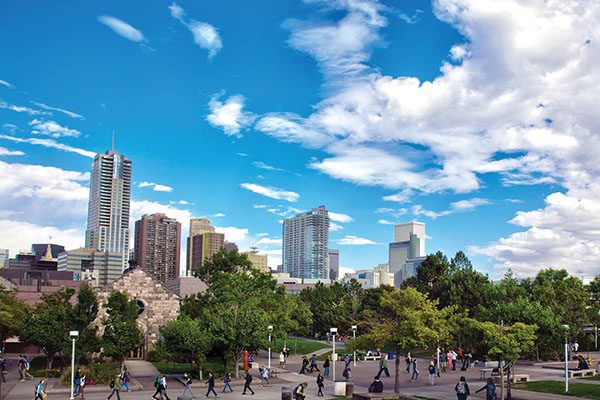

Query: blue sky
left=1, top=0, right=599, bottom=279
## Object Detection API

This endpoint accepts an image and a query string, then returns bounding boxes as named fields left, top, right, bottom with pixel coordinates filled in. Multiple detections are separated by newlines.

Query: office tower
left=85, top=149, right=132, bottom=272
left=242, top=248, right=269, bottom=272
left=134, top=213, right=181, bottom=284
left=389, top=221, right=426, bottom=286
left=282, top=206, right=330, bottom=280
left=58, top=248, right=123, bottom=285
left=186, top=218, right=224, bottom=274
left=223, top=241, right=239, bottom=253
left=328, top=249, right=339, bottom=281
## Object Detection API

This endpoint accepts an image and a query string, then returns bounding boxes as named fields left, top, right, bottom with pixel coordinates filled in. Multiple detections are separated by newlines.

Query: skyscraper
left=388, top=221, right=426, bottom=286
left=85, top=149, right=132, bottom=271
left=186, top=218, right=224, bottom=274
left=328, top=248, right=339, bottom=281
left=134, top=213, right=181, bottom=284
left=282, top=206, right=330, bottom=280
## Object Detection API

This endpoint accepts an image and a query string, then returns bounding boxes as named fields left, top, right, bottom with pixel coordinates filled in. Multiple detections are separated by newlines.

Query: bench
left=363, top=355, right=382, bottom=361
left=493, top=374, right=529, bottom=383
left=479, top=368, right=495, bottom=380
left=568, top=369, right=597, bottom=378
left=353, top=393, right=390, bottom=400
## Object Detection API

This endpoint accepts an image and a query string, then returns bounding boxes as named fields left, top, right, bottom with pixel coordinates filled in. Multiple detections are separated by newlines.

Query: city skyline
left=1, top=1, right=599, bottom=280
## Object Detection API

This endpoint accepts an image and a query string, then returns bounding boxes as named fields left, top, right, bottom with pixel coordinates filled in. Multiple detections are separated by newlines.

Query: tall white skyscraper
left=389, top=221, right=426, bottom=286
left=85, top=149, right=132, bottom=271
left=283, top=206, right=330, bottom=280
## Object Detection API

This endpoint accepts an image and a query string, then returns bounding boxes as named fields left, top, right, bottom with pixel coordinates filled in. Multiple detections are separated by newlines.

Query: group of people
left=106, top=367, right=131, bottom=400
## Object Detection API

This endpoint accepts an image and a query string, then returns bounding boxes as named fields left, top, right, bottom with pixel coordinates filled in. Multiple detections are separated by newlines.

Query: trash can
left=388, top=352, right=394, bottom=360
left=281, top=386, right=292, bottom=400
left=345, top=380, right=354, bottom=397
left=334, top=380, right=347, bottom=396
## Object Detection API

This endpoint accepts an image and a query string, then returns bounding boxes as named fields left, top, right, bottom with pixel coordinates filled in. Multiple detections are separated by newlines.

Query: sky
left=1, top=0, right=599, bottom=280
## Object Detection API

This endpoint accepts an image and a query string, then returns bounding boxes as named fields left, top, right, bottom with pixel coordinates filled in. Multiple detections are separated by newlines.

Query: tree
left=299, top=282, right=351, bottom=335
left=20, top=289, right=75, bottom=368
left=69, top=283, right=100, bottom=356
left=402, top=251, right=450, bottom=295
left=159, top=317, right=212, bottom=379
left=0, top=290, right=28, bottom=349
left=349, top=288, right=457, bottom=393
left=101, top=291, right=142, bottom=368
left=195, top=250, right=253, bottom=284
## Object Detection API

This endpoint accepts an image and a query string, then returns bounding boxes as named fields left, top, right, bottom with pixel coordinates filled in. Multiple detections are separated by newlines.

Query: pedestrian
left=22, top=356, right=33, bottom=380
left=574, top=341, right=579, bottom=354
left=455, top=376, right=471, bottom=400
left=441, top=351, right=447, bottom=373
left=377, top=354, right=390, bottom=378
left=34, top=379, right=46, bottom=400
left=451, top=350, right=458, bottom=371
left=309, top=354, right=320, bottom=372
left=152, top=375, right=163, bottom=400
left=1, top=356, right=7, bottom=383
left=223, top=372, right=233, bottom=393
left=475, top=378, right=497, bottom=400
left=280, top=351, right=286, bottom=369
left=447, top=350, right=454, bottom=371
left=79, top=374, right=86, bottom=399
left=181, top=372, right=194, bottom=398
left=107, top=374, right=122, bottom=400
left=323, top=356, right=330, bottom=377
left=342, top=366, right=351, bottom=380
left=368, top=376, right=384, bottom=393
left=242, top=370, right=254, bottom=395
left=119, top=367, right=130, bottom=392
left=206, top=372, right=218, bottom=397
left=405, top=352, right=412, bottom=373
left=293, top=382, right=307, bottom=400
left=344, top=354, right=351, bottom=368
left=316, top=373, right=324, bottom=396
left=428, top=361, right=436, bottom=386
left=410, top=358, right=419, bottom=381
left=260, top=366, right=270, bottom=386
left=74, top=368, right=82, bottom=396
left=299, top=356, right=309, bottom=374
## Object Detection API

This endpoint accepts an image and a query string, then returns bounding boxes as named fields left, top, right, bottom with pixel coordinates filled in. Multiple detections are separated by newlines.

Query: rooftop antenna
left=111, top=130, right=115, bottom=151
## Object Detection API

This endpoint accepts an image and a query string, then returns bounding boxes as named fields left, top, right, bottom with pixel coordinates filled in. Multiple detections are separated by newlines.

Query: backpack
left=154, top=376, right=161, bottom=388
left=456, top=382, right=466, bottom=394
left=109, top=380, right=115, bottom=389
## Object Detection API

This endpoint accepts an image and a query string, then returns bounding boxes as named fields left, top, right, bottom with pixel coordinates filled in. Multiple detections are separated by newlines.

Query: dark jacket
left=369, top=379, right=384, bottom=393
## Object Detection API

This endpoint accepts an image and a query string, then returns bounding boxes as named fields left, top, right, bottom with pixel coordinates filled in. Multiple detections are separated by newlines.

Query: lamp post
left=330, top=327, right=338, bottom=381
left=562, top=324, right=569, bottom=393
left=351, top=325, right=357, bottom=366
left=69, top=330, right=79, bottom=400
left=268, top=325, right=273, bottom=369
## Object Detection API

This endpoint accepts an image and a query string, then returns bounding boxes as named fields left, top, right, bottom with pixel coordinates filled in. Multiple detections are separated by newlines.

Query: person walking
left=316, top=373, right=324, bottom=396
left=242, top=370, right=254, bottom=395
left=260, top=366, right=270, bottom=386
left=377, top=354, right=390, bottom=378
left=181, top=372, right=194, bottom=398
left=299, top=356, right=309, bottom=374
left=410, top=358, right=419, bottom=381
left=342, top=365, right=351, bottom=380
left=74, top=368, right=82, bottom=396
left=344, top=354, right=351, bottom=368
left=279, top=351, right=286, bottom=369
left=22, top=356, right=33, bottom=380
left=428, top=361, right=436, bottom=386
left=476, top=378, right=497, bottom=400
left=119, top=367, right=130, bottom=392
left=455, top=376, right=471, bottom=400
left=451, top=350, right=458, bottom=371
left=323, top=356, right=330, bottom=377
left=34, top=379, right=46, bottom=400
left=107, top=374, right=122, bottom=400
left=447, top=350, right=454, bottom=371
left=309, top=354, right=320, bottom=372
left=206, top=372, right=218, bottom=397
left=440, top=351, right=447, bottom=373
left=79, top=374, right=86, bottom=399
left=223, top=372, right=233, bottom=393
left=369, top=376, right=384, bottom=393
left=405, top=352, right=412, bottom=373
left=152, top=375, right=163, bottom=400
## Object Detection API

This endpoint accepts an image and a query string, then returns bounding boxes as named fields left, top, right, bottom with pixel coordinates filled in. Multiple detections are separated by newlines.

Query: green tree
left=20, top=289, right=75, bottom=368
left=195, top=249, right=253, bottom=284
left=349, top=288, right=456, bottom=393
left=159, top=317, right=212, bottom=379
left=299, top=281, right=351, bottom=335
left=402, top=251, right=450, bottom=295
left=0, top=290, right=28, bottom=348
left=69, top=283, right=100, bottom=355
left=101, top=291, right=142, bottom=368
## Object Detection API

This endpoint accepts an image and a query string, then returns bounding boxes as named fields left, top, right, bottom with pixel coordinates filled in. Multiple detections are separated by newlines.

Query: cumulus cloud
left=207, top=94, right=255, bottom=137
left=336, top=235, right=380, bottom=245
left=330, top=222, right=344, bottom=231
left=241, top=183, right=300, bottom=202
left=383, top=189, right=414, bottom=203
left=378, top=219, right=394, bottom=225
left=0, top=147, right=24, bottom=156
left=0, top=219, right=84, bottom=257
left=29, top=119, right=81, bottom=138
left=98, top=15, right=146, bottom=42
left=0, top=135, right=95, bottom=158
left=169, top=2, right=222, bottom=59
left=411, top=198, right=491, bottom=219
left=137, top=181, right=174, bottom=192
left=328, top=211, right=354, bottom=223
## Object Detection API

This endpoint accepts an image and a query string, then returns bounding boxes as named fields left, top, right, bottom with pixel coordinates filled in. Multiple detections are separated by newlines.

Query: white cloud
left=0, top=79, right=14, bottom=89
left=207, top=94, right=255, bottom=137
left=328, top=211, right=354, bottom=223
left=338, top=265, right=357, bottom=277
left=98, top=15, right=146, bottom=42
left=241, top=183, right=300, bottom=202
left=330, top=222, right=344, bottom=231
left=383, top=188, right=414, bottom=203
left=0, top=135, right=95, bottom=158
left=31, top=102, right=84, bottom=119
left=252, top=161, right=283, bottom=171
left=378, top=219, right=394, bottom=225
left=375, top=207, right=408, bottom=219
left=411, top=198, right=491, bottom=219
left=211, top=213, right=225, bottom=218
left=130, top=200, right=191, bottom=227
left=0, top=100, right=50, bottom=116
left=255, top=237, right=282, bottom=246
left=169, top=2, right=222, bottom=59
left=137, top=181, right=174, bottom=192
left=336, top=235, right=380, bottom=245
left=253, top=204, right=268, bottom=209
left=0, top=219, right=84, bottom=257
left=0, top=147, right=24, bottom=156
left=29, top=119, right=81, bottom=138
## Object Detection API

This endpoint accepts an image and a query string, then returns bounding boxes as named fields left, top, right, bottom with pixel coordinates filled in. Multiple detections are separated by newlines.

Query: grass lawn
left=515, top=380, right=600, bottom=399
left=583, top=375, right=600, bottom=381
left=153, top=357, right=228, bottom=377
left=272, top=337, right=330, bottom=355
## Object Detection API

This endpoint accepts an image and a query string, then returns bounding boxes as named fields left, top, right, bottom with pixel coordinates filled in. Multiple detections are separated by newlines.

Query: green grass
left=582, top=375, right=600, bottom=381
left=515, top=380, right=600, bottom=399
left=272, top=337, right=330, bottom=355
left=153, top=357, right=228, bottom=377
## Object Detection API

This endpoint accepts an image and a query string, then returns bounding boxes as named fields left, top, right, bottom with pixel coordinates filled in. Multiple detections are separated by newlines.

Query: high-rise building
left=223, top=241, right=239, bottom=253
left=133, top=213, right=181, bottom=284
left=328, top=249, right=339, bottom=281
left=389, top=221, right=426, bottom=286
left=85, top=149, right=132, bottom=272
left=283, top=206, right=330, bottom=280
left=242, top=248, right=269, bottom=272
left=186, top=218, right=224, bottom=274
left=58, top=247, right=123, bottom=285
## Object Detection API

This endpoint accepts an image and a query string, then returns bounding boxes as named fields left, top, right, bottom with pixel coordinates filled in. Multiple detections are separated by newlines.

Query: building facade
left=31, top=244, right=65, bottom=262
left=85, top=149, right=132, bottom=272
left=186, top=218, right=224, bottom=274
left=133, top=213, right=181, bottom=284
left=282, top=206, right=330, bottom=280
left=389, top=221, right=426, bottom=286
left=242, top=248, right=269, bottom=272
left=58, top=247, right=123, bottom=285
left=328, top=249, right=339, bottom=281
left=0, top=249, right=8, bottom=268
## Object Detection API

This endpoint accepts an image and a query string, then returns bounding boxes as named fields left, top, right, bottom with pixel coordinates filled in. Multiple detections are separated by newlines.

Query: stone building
left=95, top=268, right=180, bottom=355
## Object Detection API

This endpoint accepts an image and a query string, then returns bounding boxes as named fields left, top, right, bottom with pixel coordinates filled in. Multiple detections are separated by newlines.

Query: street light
left=351, top=325, right=357, bottom=366
left=268, top=325, right=273, bottom=369
left=562, top=324, right=569, bottom=393
left=69, top=330, right=79, bottom=400
left=330, top=327, right=338, bottom=381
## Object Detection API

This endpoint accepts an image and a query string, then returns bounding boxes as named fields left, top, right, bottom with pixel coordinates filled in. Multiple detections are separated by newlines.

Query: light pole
left=351, top=325, right=357, bottom=366
left=69, top=330, right=79, bottom=400
left=330, top=327, right=338, bottom=381
left=268, top=325, right=273, bottom=369
left=562, top=324, right=569, bottom=393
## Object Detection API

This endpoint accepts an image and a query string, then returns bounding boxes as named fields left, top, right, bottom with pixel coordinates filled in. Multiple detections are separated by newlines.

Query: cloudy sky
left=1, top=0, right=599, bottom=279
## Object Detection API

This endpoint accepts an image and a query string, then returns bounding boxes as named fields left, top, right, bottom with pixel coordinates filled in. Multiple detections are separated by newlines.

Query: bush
left=59, top=363, right=120, bottom=386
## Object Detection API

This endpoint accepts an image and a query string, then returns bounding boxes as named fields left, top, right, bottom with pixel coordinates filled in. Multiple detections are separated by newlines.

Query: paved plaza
left=2, top=347, right=599, bottom=400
